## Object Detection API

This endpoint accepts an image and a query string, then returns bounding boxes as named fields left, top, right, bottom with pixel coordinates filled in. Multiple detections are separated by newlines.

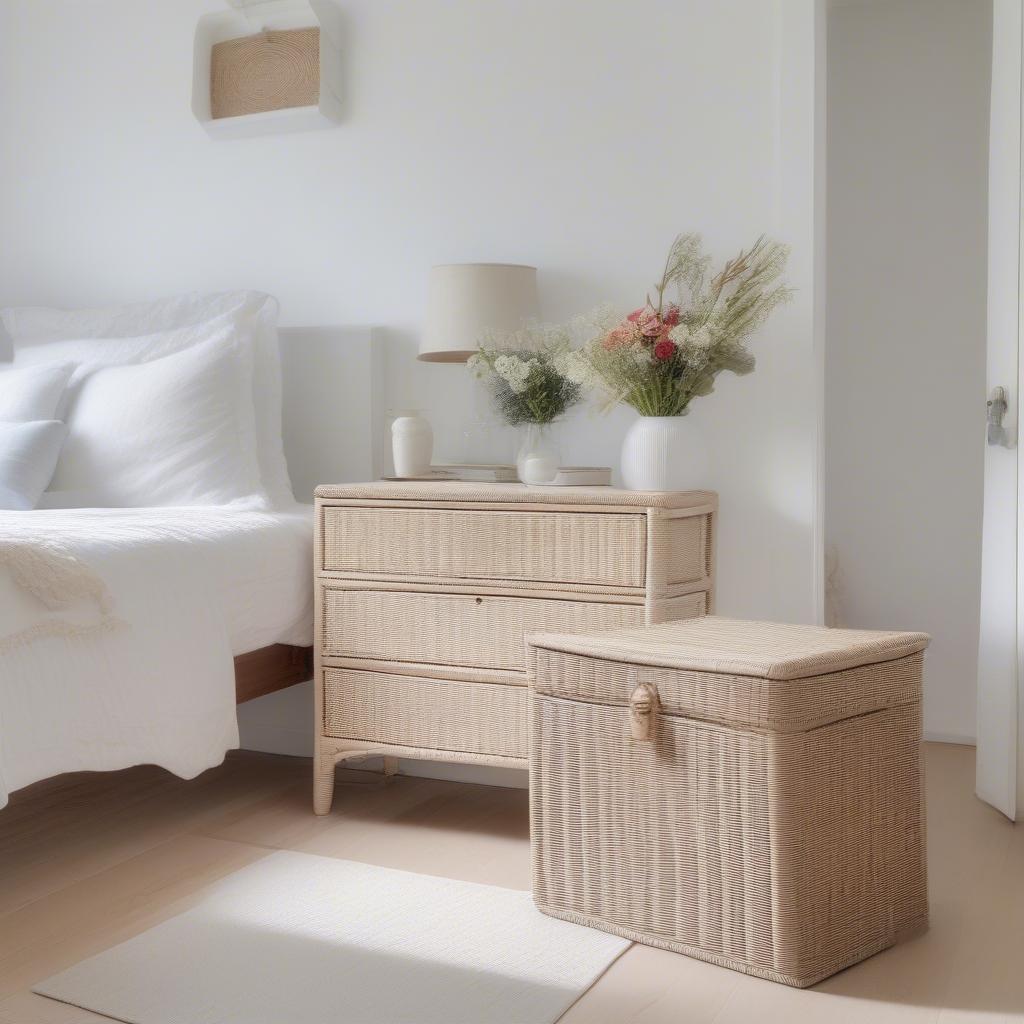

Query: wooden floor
left=0, top=743, right=1021, bottom=1023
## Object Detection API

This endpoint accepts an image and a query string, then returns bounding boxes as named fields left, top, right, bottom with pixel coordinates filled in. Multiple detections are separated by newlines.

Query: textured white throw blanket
left=0, top=502, right=309, bottom=809
left=0, top=532, right=120, bottom=653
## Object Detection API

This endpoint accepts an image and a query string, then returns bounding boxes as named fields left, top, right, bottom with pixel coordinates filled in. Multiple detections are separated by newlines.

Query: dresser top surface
left=315, top=480, right=717, bottom=510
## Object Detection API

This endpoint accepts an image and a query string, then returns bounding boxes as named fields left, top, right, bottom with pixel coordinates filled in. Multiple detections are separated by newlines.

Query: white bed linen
left=3, top=291, right=293, bottom=506
left=0, top=502, right=313, bottom=809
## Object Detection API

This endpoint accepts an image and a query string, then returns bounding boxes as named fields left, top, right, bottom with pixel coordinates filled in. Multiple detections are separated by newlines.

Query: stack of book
left=384, top=464, right=518, bottom=483
left=386, top=464, right=613, bottom=486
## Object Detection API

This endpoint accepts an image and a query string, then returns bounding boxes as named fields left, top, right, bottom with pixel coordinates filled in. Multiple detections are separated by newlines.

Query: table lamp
left=419, top=263, right=539, bottom=362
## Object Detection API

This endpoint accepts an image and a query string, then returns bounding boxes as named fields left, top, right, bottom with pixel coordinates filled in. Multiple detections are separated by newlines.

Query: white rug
left=34, top=851, right=629, bottom=1024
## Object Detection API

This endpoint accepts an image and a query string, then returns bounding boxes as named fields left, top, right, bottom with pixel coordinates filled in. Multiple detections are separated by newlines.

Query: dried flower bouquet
left=579, top=234, right=792, bottom=417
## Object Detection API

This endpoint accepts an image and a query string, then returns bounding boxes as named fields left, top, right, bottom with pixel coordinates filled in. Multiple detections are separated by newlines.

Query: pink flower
left=630, top=308, right=664, bottom=337
left=653, top=339, right=676, bottom=361
left=603, top=326, right=637, bottom=350
left=663, top=305, right=681, bottom=328
left=629, top=306, right=663, bottom=336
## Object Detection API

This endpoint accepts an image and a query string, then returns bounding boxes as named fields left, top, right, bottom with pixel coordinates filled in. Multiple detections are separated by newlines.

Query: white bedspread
left=0, top=502, right=313, bottom=809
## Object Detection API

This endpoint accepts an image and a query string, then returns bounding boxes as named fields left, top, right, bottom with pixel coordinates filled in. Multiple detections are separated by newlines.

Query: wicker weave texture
left=210, top=28, right=320, bottom=120
left=324, top=668, right=528, bottom=758
left=529, top=640, right=928, bottom=987
left=316, top=482, right=718, bottom=509
left=323, top=588, right=654, bottom=670
left=531, top=647, right=924, bottom=732
left=322, top=507, right=650, bottom=588
left=312, top=484, right=718, bottom=814
left=664, top=516, right=707, bottom=585
left=530, top=616, right=929, bottom=679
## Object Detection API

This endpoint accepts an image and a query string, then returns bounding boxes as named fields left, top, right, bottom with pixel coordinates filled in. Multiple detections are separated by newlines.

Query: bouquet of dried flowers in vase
left=580, top=234, right=792, bottom=417
left=467, top=324, right=587, bottom=483
left=575, top=234, right=792, bottom=491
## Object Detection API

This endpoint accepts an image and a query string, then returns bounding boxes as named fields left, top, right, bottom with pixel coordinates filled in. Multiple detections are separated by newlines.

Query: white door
left=977, top=0, right=1023, bottom=820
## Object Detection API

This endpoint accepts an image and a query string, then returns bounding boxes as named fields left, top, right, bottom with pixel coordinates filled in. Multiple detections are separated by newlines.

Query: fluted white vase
left=620, top=415, right=703, bottom=491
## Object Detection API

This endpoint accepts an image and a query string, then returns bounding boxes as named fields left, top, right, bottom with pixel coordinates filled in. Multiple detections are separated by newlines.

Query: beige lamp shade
left=420, top=263, right=540, bottom=362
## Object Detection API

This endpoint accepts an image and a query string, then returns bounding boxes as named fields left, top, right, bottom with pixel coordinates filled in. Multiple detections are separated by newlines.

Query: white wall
left=826, top=0, right=991, bottom=743
left=0, top=0, right=825, bottom=766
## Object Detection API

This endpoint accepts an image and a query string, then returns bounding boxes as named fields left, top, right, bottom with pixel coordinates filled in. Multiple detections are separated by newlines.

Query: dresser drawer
left=322, top=588, right=707, bottom=670
left=322, top=588, right=650, bottom=670
left=321, top=507, right=648, bottom=588
left=323, top=668, right=527, bottom=759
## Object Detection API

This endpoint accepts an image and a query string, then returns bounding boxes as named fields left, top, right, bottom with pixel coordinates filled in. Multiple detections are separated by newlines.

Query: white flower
left=668, top=324, right=691, bottom=346
left=690, top=325, right=714, bottom=349
left=494, top=354, right=533, bottom=394
left=552, top=349, right=593, bottom=387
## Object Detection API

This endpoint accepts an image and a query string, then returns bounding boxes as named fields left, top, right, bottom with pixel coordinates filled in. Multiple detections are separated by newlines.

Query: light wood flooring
left=0, top=743, right=1021, bottom=1023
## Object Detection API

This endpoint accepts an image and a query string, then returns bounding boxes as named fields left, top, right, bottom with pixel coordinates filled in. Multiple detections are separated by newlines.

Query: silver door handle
left=988, top=386, right=1010, bottom=447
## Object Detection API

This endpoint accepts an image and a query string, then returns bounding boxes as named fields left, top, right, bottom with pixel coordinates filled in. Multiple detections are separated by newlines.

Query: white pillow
left=2, top=292, right=293, bottom=504
left=42, top=324, right=262, bottom=509
left=13, top=318, right=238, bottom=421
left=0, top=363, right=73, bottom=421
left=0, top=420, right=67, bottom=510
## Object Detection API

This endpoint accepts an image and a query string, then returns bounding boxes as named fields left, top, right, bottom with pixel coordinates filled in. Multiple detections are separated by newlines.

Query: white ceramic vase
left=391, top=412, right=433, bottom=478
left=620, top=414, right=703, bottom=491
left=516, top=422, right=560, bottom=485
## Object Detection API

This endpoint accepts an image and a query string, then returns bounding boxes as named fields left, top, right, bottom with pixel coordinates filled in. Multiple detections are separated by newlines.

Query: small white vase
left=620, top=414, right=701, bottom=491
left=516, top=422, right=560, bottom=485
left=391, top=412, right=433, bottom=478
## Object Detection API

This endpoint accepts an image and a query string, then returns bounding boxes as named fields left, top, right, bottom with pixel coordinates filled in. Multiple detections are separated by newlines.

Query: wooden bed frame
left=234, top=644, right=313, bottom=704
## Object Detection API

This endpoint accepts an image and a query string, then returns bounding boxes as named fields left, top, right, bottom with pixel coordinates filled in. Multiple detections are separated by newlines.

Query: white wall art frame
left=192, top=0, right=343, bottom=140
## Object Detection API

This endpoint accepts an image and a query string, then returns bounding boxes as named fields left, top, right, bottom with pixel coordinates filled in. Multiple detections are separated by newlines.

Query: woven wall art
left=210, top=26, right=320, bottom=119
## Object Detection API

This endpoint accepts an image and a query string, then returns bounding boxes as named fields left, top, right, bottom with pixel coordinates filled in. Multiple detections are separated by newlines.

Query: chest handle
left=629, top=682, right=659, bottom=741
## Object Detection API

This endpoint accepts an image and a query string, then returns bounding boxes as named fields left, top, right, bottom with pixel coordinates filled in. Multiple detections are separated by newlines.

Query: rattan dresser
left=312, top=481, right=717, bottom=813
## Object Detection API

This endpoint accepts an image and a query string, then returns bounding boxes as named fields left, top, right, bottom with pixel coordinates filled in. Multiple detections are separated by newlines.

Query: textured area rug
left=34, top=851, right=629, bottom=1024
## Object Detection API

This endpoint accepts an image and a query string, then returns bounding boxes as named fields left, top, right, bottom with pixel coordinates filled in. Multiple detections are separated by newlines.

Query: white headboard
left=279, top=326, right=386, bottom=502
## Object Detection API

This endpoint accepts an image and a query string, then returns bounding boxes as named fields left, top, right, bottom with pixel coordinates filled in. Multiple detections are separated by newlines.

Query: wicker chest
left=528, top=617, right=931, bottom=988
left=312, top=481, right=717, bottom=813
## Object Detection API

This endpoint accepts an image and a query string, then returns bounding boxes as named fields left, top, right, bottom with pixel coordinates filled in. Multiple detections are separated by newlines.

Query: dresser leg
left=313, top=752, right=336, bottom=815
left=382, top=756, right=399, bottom=778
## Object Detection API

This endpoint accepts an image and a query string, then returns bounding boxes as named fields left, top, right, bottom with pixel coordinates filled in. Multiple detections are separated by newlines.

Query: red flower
left=663, top=304, right=681, bottom=327
left=653, top=339, right=676, bottom=361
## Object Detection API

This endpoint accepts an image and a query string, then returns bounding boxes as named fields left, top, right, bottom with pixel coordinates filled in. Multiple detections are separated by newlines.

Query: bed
left=0, top=293, right=380, bottom=809
left=0, top=502, right=314, bottom=808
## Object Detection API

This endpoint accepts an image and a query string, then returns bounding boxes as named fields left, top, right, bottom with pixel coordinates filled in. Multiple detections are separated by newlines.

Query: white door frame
left=977, top=0, right=1023, bottom=820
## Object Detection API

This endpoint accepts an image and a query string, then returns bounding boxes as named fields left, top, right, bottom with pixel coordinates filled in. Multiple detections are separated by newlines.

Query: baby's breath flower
left=552, top=350, right=593, bottom=387
left=470, top=323, right=586, bottom=425
left=668, top=324, right=691, bottom=346
left=690, top=325, right=714, bottom=349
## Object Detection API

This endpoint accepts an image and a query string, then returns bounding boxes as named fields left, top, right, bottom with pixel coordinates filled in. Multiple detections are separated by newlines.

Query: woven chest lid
left=529, top=616, right=930, bottom=681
